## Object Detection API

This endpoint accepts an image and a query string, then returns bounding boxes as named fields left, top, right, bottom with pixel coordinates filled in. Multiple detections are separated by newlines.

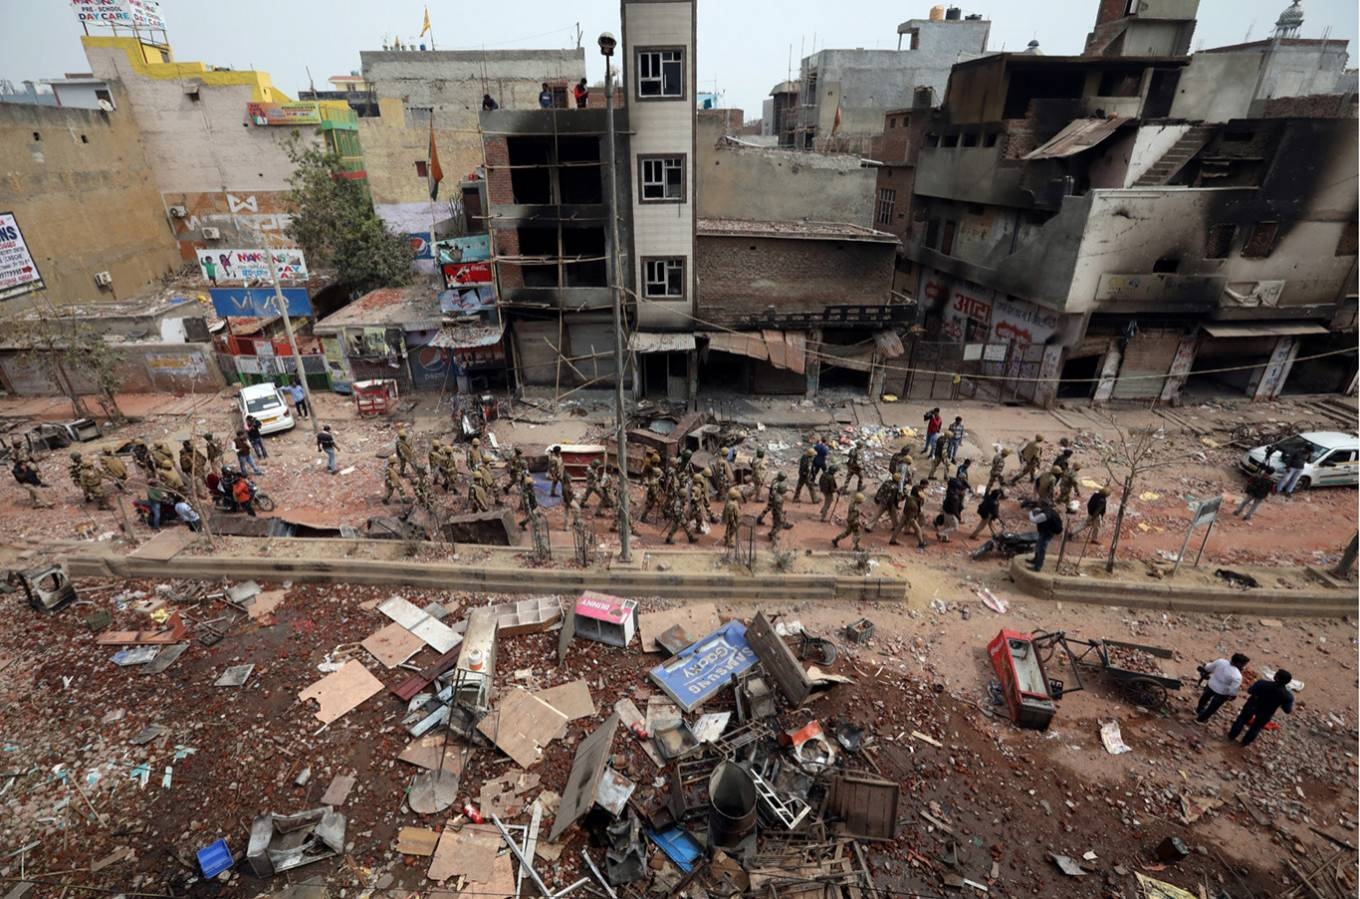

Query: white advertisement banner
left=197, top=248, right=308, bottom=283
left=0, top=212, right=44, bottom=302
left=70, top=0, right=165, bottom=29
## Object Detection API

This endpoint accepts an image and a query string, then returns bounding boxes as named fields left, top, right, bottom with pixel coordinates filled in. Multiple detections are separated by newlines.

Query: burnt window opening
left=1242, top=222, right=1279, bottom=258
left=562, top=228, right=606, bottom=286
left=643, top=257, right=685, bottom=298
left=1002, top=68, right=1085, bottom=119
left=940, top=220, right=957, bottom=256
left=507, top=137, right=553, bottom=204
left=1205, top=223, right=1236, bottom=259
left=1152, top=256, right=1180, bottom=274
left=516, top=226, right=559, bottom=287
left=414, top=160, right=428, bottom=177
left=1097, top=69, right=1143, bottom=98
left=926, top=132, right=941, bottom=147
left=983, top=132, right=999, bottom=147
left=557, top=137, right=602, bottom=204
left=1337, top=220, right=1358, bottom=257
left=941, top=133, right=959, bottom=148
left=962, top=131, right=979, bottom=147
left=888, top=117, right=896, bottom=128
left=875, top=188, right=896, bottom=226
left=925, top=218, right=941, bottom=249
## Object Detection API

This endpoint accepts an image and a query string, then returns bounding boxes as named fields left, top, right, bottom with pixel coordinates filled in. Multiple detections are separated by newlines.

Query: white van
left=238, top=382, right=295, bottom=435
left=1239, top=431, right=1360, bottom=490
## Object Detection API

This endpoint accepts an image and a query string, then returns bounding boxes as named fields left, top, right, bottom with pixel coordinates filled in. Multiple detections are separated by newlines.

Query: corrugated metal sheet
left=513, top=320, right=561, bottom=386
left=1201, top=322, right=1329, bottom=338
left=1111, top=330, right=1180, bottom=400
left=707, top=331, right=769, bottom=361
left=428, top=322, right=504, bottom=349
left=1023, top=116, right=1131, bottom=160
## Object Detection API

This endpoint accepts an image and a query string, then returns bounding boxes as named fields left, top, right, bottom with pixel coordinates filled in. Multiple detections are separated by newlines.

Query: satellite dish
left=98, top=99, right=114, bottom=112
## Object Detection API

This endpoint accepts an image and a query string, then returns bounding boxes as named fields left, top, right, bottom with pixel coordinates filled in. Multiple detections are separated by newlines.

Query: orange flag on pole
left=427, top=119, right=444, bottom=201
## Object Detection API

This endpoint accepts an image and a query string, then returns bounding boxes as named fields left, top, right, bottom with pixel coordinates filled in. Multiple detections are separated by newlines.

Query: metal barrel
left=707, top=762, right=757, bottom=849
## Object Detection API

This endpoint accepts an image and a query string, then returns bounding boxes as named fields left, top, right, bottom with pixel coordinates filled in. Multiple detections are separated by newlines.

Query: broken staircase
left=1132, top=124, right=1213, bottom=187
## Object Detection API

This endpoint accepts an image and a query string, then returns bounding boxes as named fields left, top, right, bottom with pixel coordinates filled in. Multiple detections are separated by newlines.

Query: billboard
left=649, top=621, right=757, bottom=712
left=441, top=261, right=492, bottom=289
left=209, top=287, right=312, bottom=318
left=247, top=102, right=322, bottom=127
left=0, top=212, right=45, bottom=302
left=435, top=234, right=491, bottom=263
left=197, top=249, right=308, bottom=283
left=70, top=0, right=165, bottom=28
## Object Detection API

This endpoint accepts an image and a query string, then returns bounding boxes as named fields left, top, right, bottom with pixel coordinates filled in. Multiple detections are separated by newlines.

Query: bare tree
left=13, top=312, right=127, bottom=424
left=1096, top=411, right=1195, bottom=573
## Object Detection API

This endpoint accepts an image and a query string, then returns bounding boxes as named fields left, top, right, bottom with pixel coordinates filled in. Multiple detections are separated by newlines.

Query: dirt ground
left=0, top=389, right=1356, bottom=898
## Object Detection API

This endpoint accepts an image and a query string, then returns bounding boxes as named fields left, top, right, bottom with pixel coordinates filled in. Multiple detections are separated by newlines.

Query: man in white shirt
left=173, top=497, right=203, bottom=533
left=1195, top=653, right=1248, bottom=724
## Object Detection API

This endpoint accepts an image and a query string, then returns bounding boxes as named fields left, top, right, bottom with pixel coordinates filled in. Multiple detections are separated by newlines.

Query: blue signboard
left=649, top=620, right=756, bottom=712
left=209, top=287, right=312, bottom=318
left=405, top=233, right=434, bottom=260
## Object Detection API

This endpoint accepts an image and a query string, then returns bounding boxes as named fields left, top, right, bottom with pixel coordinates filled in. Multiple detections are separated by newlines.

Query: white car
left=238, top=382, right=295, bottom=435
left=1239, top=431, right=1360, bottom=490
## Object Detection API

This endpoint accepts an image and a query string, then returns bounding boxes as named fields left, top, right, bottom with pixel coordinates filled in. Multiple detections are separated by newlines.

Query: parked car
left=1239, top=431, right=1360, bottom=490
left=237, top=382, right=295, bottom=435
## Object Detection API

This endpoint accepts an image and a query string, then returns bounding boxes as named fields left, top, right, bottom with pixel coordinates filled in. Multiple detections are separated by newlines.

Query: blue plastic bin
left=197, top=838, right=233, bottom=879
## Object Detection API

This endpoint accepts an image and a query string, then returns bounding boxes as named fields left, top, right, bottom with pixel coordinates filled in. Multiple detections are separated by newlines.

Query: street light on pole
left=600, top=31, right=632, bottom=563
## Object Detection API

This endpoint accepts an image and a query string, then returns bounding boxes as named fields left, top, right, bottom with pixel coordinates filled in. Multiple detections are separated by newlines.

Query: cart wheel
left=1035, top=639, right=1057, bottom=666
left=1122, top=676, right=1168, bottom=710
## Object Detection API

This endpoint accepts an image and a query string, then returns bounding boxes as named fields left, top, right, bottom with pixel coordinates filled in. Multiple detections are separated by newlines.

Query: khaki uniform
left=79, top=464, right=110, bottom=510
left=865, top=478, right=902, bottom=532
left=794, top=453, right=816, bottom=503
left=396, top=434, right=422, bottom=477
left=749, top=455, right=768, bottom=501
left=156, top=463, right=185, bottom=493
left=986, top=452, right=1008, bottom=493
left=560, top=472, right=577, bottom=525
left=547, top=452, right=564, bottom=496
left=594, top=469, right=617, bottom=517
left=890, top=492, right=927, bottom=548
left=1011, top=439, right=1044, bottom=485
left=722, top=496, right=741, bottom=547
left=504, top=453, right=527, bottom=495
left=713, top=457, right=734, bottom=497
left=832, top=495, right=864, bottom=550
left=845, top=445, right=865, bottom=492
left=100, top=452, right=129, bottom=487
left=204, top=436, right=224, bottom=469
left=517, top=479, right=538, bottom=529
left=640, top=472, right=663, bottom=523
left=466, top=443, right=486, bottom=470
left=663, top=489, right=699, bottom=544
left=179, top=446, right=207, bottom=496
left=818, top=470, right=839, bottom=522
left=1057, top=470, right=1081, bottom=505
left=1036, top=470, right=1059, bottom=504
left=383, top=459, right=408, bottom=503
left=693, top=471, right=716, bottom=523
left=467, top=481, right=491, bottom=513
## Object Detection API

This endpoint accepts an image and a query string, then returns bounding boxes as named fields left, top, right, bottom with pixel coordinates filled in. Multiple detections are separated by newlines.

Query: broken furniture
left=352, top=378, right=398, bottom=417
left=451, top=606, right=498, bottom=715
left=246, top=808, right=345, bottom=877
left=549, top=714, right=622, bottom=841
left=573, top=592, right=638, bottom=648
left=844, top=618, right=875, bottom=645
left=7, top=565, right=77, bottom=613
left=824, top=772, right=901, bottom=841
left=986, top=629, right=1058, bottom=730
left=734, top=673, right=777, bottom=722
left=745, top=612, right=813, bottom=705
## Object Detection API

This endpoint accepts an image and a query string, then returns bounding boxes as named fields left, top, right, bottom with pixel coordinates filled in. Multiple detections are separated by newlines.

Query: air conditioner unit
left=94, top=271, right=113, bottom=287
left=201, top=227, right=222, bottom=239
left=168, top=205, right=188, bottom=218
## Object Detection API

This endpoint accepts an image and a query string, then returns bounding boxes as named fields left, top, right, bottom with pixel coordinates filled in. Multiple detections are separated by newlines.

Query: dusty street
left=0, top=389, right=1356, bottom=899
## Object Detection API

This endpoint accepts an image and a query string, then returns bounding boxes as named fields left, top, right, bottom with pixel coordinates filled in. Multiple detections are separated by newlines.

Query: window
left=414, top=160, right=429, bottom=177
left=1205, top=223, right=1236, bottom=259
left=940, top=220, right=957, bottom=256
left=79, top=134, right=89, bottom=144
left=32, top=131, right=40, bottom=142
left=1152, top=256, right=1180, bottom=273
left=962, top=131, right=979, bottom=147
left=925, top=218, right=941, bottom=249
left=643, top=258, right=685, bottom=298
left=875, top=188, right=896, bottom=226
left=942, top=133, right=959, bottom=148
left=926, top=133, right=940, bottom=147
left=984, top=132, right=999, bottom=147
left=639, top=155, right=685, bottom=202
left=1241, top=222, right=1279, bottom=258
left=637, top=48, right=684, bottom=99
left=94, top=88, right=112, bottom=106
left=1337, top=220, right=1358, bottom=257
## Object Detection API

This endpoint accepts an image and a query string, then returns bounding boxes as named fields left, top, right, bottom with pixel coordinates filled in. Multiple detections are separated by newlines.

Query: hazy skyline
left=4, top=0, right=1356, bottom=118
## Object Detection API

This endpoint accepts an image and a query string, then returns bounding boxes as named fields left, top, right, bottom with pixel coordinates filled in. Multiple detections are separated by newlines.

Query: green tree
left=284, top=137, right=413, bottom=295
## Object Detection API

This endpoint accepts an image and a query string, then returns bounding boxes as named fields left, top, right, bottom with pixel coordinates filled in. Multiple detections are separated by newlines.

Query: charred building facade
left=900, top=26, right=1357, bottom=406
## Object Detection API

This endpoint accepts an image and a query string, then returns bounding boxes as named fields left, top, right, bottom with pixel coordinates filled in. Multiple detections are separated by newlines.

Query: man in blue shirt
left=289, top=382, right=310, bottom=419
left=538, top=83, right=554, bottom=108
left=812, top=437, right=830, bottom=478
left=1228, top=669, right=1295, bottom=746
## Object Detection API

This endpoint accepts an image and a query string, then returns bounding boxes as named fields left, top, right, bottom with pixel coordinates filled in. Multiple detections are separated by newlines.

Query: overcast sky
left=4, top=1, right=1355, bottom=117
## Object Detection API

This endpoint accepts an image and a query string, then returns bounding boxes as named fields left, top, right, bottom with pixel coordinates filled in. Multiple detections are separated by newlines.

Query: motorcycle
left=212, top=476, right=276, bottom=513
left=133, top=497, right=181, bottom=528
left=970, top=530, right=1041, bottom=561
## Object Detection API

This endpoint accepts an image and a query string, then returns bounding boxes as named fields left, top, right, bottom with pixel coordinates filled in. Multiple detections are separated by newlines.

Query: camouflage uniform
left=79, top=461, right=111, bottom=510
left=1010, top=436, right=1045, bottom=486
left=694, top=468, right=718, bottom=524
left=100, top=450, right=129, bottom=489
left=547, top=448, right=565, bottom=497
left=890, top=489, right=928, bottom=548
left=382, top=455, right=408, bottom=504
left=845, top=443, right=865, bottom=492
left=832, top=493, right=865, bottom=550
left=1057, top=464, right=1082, bottom=505
left=516, top=476, right=539, bottom=529
left=818, top=466, right=840, bottom=522
left=748, top=449, right=768, bottom=502
left=986, top=450, right=1010, bottom=493
left=721, top=489, right=741, bottom=547
left=794, top=449, right=816, bottom=503
left=640, top=470, right=663, bottom=524
left=865, top=474, right=902, bottom=532
left=663, top=485, right=699, bottom=544
left=203, top=434, right=224, bottom=470
left=1036, top=467, right=1060, bottom=504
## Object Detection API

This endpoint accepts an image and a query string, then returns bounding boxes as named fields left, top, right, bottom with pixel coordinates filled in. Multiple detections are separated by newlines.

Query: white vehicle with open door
left=1239, top=431, right=1360, bottom=490
left=238, top=382, right=295, bottom=435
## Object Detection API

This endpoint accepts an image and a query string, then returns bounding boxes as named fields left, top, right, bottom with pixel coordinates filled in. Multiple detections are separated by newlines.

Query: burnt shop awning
left=1023, top=116, right=1131, bottom=160
left=428, top=321, right=505, bottom=349
left=1200, top=322, right=1330, bottom=338
left=628, top=331, right=697, bottom=353
left=705, top=330, right=807, bottom=374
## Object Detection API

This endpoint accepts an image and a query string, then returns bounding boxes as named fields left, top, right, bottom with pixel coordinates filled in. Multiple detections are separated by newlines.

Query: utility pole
left=263, top=247, right=320, bottom=436
left=600, top=32, right=631, bottom=563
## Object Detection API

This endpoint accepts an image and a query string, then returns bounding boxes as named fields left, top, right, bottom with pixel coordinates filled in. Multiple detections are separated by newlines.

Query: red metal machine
left=986, top=629, right=1058, bottom=730
left=353, top=379, right=398, bottom=417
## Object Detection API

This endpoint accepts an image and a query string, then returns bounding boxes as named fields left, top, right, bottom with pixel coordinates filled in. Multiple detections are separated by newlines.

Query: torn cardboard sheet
left=396, top=826, right=440, bottom=856
left=427, top=823, right=501, bottom=883
left=638, top=603, right=721, bottom=653
left=380, top=596, right=462, bottom=653
left=320, top=774, right=356, bottom=806
left=476, top=687, right=568, bottom=769
left=247, top=590, right=287, bottom=621
left=299, top=660, right=384, bottom=725
left=399, top=734, right=464, bottom=774
left=362, top=622, right=427, bottom=669
left=533, top=680, right=595, bottom=720
left=478, top=771, right=542, bottom=818
left=1100, top=721, right=1132, bottom=755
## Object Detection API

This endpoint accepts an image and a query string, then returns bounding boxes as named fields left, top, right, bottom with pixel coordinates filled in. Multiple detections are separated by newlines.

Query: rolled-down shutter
left=1111, top=330, right=1181, bottom=400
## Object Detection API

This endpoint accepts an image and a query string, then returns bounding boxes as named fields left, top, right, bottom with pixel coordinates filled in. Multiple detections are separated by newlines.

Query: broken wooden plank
left=476, top=688, right=568, bottom=769
left=745, top=611, right=812, bottom=705
left=390, top=645, right=463, bottom=701
left=534, top=680, right=595, bottom=720
left=396, top=826, right=439, bottom=857
left=362, top=622, right=427, bottom=669
left=298, top=660, right=384, bottom=725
